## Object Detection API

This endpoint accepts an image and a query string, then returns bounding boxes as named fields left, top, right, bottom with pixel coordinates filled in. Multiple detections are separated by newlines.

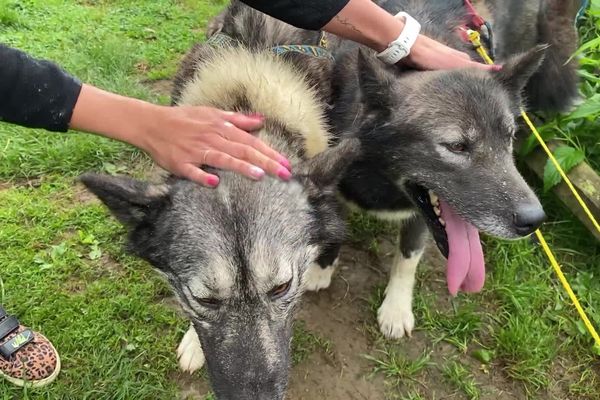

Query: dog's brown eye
left=269, top=280, right=292, bottom=299
left=445, top=142, right=467, bottom=153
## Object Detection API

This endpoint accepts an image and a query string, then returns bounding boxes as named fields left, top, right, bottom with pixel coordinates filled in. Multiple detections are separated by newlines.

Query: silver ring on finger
left=202, top=150, right=211, bottom=166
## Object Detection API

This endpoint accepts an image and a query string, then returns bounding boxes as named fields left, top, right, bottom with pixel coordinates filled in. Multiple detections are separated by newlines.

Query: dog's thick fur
left=203, top=0, right=580, bottom=342
left=80, top=40, right=360, bottom=399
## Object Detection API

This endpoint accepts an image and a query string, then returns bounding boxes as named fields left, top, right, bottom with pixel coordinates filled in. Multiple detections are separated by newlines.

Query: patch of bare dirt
left=286, top=246, right=387, bottom=400
left=1, top=177, right=44, bottom=189
left=175, top=371, right=212, bottom=400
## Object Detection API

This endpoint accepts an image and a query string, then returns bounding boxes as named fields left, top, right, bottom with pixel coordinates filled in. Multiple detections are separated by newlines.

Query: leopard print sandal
left=0, top=307, right=60, bottom=387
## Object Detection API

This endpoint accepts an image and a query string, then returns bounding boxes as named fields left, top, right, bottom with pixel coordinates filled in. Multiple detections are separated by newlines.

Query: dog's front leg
left=177, top=324, right=206, bottom=373
left=303, top=243, right=342, bottom=292
left=378, top=216, right=427, bottom=339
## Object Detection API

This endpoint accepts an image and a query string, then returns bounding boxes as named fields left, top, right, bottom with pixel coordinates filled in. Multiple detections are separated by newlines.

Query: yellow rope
left=467, top=30, right=494, bottom=65
left=521, top=111, right=600, bottom=235
left=466, top=29, right=600, bottom=348
left=535, top=231, right=600, bottom=346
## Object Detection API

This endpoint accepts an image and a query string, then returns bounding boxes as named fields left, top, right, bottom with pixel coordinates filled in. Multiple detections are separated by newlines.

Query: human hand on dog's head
left=131, top=105, right=293, bottom=187
left=405, top=34, right=502, bottom=72
left=69, top=85, right=292, bottom=187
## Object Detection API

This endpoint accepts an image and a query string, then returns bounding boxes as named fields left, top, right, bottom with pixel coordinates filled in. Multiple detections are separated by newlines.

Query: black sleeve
left=240, top=0, right=350, bottom=30
left=0, top=44, right=83, bottom=132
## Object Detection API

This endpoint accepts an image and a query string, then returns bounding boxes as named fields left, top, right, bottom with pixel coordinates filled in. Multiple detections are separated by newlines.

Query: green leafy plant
left=520, top=1, right=600, bottom=189
left=543, top=146, right=586, bottom=192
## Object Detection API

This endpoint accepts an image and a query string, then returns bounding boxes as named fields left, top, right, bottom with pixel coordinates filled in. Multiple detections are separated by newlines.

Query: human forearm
left=237, top=0, right=496, bottom=71
left=322, top=0, right=500, bottom=70
left=238, top=0, right=400, bottom=51
left=70, top=84, right=291, bottom=186
left=322, top=0, right=404, bottom=52
left=69, top=84, right=155, bottom=150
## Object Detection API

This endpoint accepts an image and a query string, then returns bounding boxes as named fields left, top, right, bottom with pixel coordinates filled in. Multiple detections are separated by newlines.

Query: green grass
left=399, top=391, right=426, bottom=400
left=291, top=321, right=334, bottom=365
left=366, top=348, right=431, bottom=390
left=415, top=294, right=482, bottom=352
left=0, top=178, right=186, bottom=398
left=348, top=211, right=400, bottom=253
left=0, top=0, right=22, bottom=26
left=0, top=0, right=227, bottom=397
left=494, top=313, right=556, bottom=390
left=441, top=359, right=480, bottom=400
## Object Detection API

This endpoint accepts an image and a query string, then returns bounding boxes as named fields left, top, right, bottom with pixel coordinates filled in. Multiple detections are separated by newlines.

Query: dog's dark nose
left=513, top=205, right=546, bottom=235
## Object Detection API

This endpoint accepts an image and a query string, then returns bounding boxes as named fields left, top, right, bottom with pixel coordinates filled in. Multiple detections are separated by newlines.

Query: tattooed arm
left=240, top=0, right=498, bottom=71
left=322, top=0, right=499, bottom=70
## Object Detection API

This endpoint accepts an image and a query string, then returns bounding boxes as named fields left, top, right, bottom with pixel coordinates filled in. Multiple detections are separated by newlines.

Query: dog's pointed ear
left=299, top=138, right=361, bottom=189
left=493, top=44, right=547, bottom=96
left=357, top=49, right=394, bottom=108
left=78, top=173, right=171, bottom=227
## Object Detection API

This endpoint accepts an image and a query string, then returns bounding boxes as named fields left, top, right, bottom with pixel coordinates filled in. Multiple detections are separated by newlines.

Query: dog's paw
left=377, top=295, right=415, bottom=339
left=177, top=325, right=205, bottom=373
left=303, top=262, right=335, bottom=292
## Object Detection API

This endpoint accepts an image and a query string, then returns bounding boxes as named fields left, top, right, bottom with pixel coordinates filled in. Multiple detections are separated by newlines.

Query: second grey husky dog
left=80, top=34, right=359, bottom=400
left=322, top=0, right=580, bottom=339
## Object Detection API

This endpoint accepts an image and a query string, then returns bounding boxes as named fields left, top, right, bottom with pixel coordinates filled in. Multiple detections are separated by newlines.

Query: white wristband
left=376, top=12, right=421, bottom=65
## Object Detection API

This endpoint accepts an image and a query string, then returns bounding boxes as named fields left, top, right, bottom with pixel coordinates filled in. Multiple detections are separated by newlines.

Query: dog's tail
left=524, top=0, right=581, bottom=114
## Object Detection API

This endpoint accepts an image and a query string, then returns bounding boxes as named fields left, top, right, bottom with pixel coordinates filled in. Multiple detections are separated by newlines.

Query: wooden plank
left=524, top=141, right=600, bottom=242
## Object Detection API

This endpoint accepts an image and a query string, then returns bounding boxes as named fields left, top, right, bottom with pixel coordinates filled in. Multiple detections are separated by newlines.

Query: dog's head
left=353, top=46, right=547, bottom=288
left=80, top=139, right=359, bottom=399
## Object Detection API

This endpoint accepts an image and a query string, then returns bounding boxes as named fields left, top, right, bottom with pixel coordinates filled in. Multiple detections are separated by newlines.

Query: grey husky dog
left=315, top=0, right=580, bottom=339
left=323, top=0, right=580, bottom=339
left=80, top=21, right=359, bottom=400
left=206, top=0, right=580, bottom=340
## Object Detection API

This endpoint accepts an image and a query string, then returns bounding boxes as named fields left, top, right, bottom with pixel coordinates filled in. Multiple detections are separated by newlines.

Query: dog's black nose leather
left=513, top=205, right=546, bottom=235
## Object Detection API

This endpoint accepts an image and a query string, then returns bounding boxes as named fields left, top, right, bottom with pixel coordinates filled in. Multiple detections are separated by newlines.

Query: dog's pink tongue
left=439, top=200, right=485, bottom=296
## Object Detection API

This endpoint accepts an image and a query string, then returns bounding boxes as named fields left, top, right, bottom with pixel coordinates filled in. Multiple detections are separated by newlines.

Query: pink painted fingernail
left=249, top=166, right=265, bottom=180
left=278, top=156, right=292, bottom=170
left=207, top=176, right=220, bottom=187
left=492, top=64, right=503, bottom=71
left=277, top=167, right=292, bottom=181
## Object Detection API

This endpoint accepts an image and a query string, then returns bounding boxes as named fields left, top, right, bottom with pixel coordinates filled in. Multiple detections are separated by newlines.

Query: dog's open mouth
left=406, top=183, right=485, bottom=296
